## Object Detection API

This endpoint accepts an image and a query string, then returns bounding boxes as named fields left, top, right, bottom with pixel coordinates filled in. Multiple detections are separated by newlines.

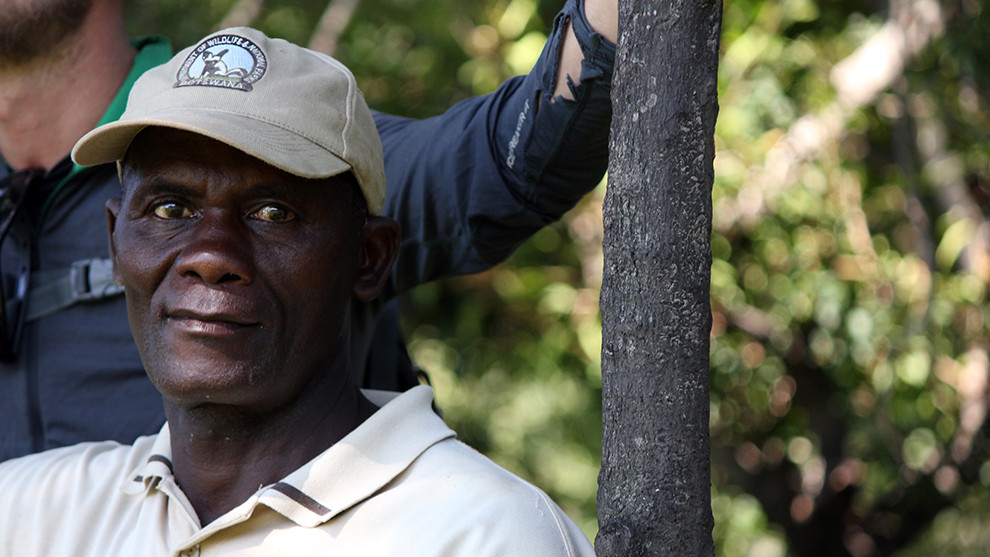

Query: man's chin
left=149, top=357, right=274, bottom=410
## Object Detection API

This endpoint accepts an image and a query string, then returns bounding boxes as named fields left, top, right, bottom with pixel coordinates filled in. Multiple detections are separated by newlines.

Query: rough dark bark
left=596, top=0, right=721, bottom=555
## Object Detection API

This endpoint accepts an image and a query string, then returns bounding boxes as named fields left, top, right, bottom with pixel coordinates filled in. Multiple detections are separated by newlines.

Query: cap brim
left=71, top=108, right=351, bottom=179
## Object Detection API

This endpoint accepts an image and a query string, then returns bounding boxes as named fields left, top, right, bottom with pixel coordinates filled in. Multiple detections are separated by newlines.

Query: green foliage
left=709, top=0, right=990, bottom=554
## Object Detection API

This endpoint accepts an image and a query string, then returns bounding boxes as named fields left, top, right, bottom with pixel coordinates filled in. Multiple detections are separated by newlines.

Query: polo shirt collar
left=121, top=386, right=455, bottom=530
left=122, top=422, right=176, bottom=494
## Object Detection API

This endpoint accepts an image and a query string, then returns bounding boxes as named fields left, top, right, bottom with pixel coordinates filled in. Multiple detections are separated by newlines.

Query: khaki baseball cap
left=72, top=27, right=385, bottom=215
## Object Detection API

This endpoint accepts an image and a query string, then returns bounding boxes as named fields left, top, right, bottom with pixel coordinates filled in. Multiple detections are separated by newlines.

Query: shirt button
left=179, top=545, right=200, bottom=557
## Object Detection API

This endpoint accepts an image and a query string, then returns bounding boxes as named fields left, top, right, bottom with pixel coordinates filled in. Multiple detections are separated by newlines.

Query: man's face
left=109, top=129, right=364, bottom=413
left=0, top=0, right=93, bottom=68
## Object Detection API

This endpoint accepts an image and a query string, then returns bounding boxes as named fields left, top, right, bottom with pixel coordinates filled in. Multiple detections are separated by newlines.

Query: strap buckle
left=68, top=258, right=124, bottom=302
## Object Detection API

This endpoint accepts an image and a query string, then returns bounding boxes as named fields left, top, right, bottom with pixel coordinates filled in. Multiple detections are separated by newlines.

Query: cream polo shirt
left=0, top=386, right=593, bottom=557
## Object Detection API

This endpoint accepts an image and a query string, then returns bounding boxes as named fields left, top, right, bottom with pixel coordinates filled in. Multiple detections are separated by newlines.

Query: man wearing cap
left=0, top=28, right=595, bottom=556
left=0, top=0, right=616, bottom=463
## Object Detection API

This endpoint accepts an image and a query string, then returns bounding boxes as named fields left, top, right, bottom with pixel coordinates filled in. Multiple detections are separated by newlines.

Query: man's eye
left=153, top=202, right=193, bottom=219
left=253, top=205, right=296, bottom=223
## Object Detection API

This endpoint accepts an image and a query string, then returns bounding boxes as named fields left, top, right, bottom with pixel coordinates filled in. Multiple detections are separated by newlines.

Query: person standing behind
left=0, top=0, right=617, bottom=461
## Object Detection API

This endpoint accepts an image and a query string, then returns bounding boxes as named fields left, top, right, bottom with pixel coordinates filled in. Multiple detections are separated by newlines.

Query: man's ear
left=353, top=216, right=399, bottom=302
left=106, top=197, right=123, bottom=286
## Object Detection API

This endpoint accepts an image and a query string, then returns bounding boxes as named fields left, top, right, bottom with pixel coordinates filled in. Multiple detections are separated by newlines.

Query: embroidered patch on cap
left=175, top=34, right=268, bottom=92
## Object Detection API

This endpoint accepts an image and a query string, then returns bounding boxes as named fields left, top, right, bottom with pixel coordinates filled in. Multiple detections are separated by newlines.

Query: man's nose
left=174, top=211, right=253, bottom=285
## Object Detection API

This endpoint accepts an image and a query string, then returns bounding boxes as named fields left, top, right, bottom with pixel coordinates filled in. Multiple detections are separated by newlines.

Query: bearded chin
left=0, top=0, right=93, bottom=68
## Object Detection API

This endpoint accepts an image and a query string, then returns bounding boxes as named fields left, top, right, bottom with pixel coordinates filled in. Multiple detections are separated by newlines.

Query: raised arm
left=375, top=0, right=617, bottom=298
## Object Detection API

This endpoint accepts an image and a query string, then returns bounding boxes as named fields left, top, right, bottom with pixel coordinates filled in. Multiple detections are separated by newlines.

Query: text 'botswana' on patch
left=174, top=34, right=268, bottom=92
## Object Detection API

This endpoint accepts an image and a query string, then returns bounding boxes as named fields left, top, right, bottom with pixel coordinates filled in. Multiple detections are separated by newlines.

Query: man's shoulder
left=371, top=437, right=594, bottom=555
left=404, top=437, right=562, bottom=512
left=0, top=436, right=160, bottom=555
left=0, top=435, right=155, bottom=500
left=409, top=437, right=539, bottom=489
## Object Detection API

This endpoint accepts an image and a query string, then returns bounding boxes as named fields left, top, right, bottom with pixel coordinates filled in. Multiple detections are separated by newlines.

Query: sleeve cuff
left=540, top=0, right=617, bottom=94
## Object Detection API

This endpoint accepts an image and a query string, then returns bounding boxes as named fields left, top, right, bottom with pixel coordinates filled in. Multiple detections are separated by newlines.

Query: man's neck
left=165, top=359, right=379, bottom=527
left=0, top=4, right=135, bottom=171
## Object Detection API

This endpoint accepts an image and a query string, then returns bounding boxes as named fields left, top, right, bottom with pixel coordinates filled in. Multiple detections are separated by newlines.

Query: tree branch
left=309, top=0, right=361, bottom=56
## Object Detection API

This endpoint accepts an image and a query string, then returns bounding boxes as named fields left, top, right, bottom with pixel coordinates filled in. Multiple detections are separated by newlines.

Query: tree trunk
left=596, top=0, right=721, bottom=554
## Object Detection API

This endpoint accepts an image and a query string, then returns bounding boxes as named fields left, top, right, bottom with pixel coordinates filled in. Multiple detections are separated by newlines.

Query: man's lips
left=166, top=308, right=260, bottom=335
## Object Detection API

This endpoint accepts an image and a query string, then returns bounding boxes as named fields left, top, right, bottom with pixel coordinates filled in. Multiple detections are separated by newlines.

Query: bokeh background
left=128, top=0, right=989, bottom=554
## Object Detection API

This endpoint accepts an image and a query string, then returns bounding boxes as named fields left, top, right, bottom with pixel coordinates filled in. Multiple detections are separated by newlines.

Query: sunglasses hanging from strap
left=0, top=169, right=38, bottom=363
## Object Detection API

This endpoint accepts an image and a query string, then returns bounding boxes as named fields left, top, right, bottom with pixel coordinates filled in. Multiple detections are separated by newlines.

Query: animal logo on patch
left=175, top=34, right=268, bottom=92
